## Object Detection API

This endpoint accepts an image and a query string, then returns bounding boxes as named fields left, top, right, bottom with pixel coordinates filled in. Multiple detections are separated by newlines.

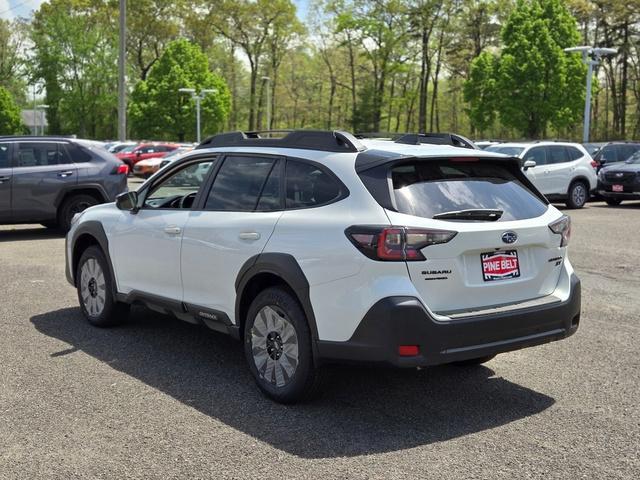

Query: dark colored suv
left=0, top=136, right=128, bottom=231
left=593, top=142, right=640, bottom=170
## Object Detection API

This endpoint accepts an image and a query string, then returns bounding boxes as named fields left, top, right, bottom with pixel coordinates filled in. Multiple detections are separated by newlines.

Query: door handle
left=544, top=169, right=551, bottom=174
left=164, top=226, right=182, bottom=235
left=239, top=232, right=260, bottom=241
left=57, top=170, right=74, bottom=178
left=0, top=175, right=10, bottom=183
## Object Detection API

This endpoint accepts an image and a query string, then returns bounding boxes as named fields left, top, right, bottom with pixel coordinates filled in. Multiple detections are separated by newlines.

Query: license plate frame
left=481, top=250, right=521, bottom=282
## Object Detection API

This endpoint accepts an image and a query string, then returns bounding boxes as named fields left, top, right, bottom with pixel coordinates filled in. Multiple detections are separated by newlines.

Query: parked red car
left=116, top=143, right=179, bottom=171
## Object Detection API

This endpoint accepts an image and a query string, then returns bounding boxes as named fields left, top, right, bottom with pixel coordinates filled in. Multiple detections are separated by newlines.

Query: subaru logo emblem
left=501, top=231, right=518, bottom=244
left=615, top=172, right=624, bottom=177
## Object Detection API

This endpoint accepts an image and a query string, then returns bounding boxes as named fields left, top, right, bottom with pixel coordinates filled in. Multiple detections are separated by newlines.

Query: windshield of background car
left=625, top=152, right=640, bottom=164
left=119, top=145, right=136, bottom=153
left=391, top=160, right=548, bottom=221
left=485, top=146, right=525, bottom=156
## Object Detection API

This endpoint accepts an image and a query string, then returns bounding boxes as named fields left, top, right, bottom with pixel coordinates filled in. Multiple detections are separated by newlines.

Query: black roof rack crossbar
left=393, top=132, right=479, bottom=150
left=196, top=130, right=366, bottom=153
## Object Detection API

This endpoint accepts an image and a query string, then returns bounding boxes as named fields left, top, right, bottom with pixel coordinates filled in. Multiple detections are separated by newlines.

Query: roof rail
left=354, top=132, right=404, bottom=140
left=394, top=132, right=479, bottom=150
left=196, top=130, right=366, bottom=153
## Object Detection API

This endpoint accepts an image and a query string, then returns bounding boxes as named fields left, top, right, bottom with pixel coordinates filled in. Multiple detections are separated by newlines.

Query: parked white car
left=66, top=131, right=580, bottom=403
left=486, top=142, right=597, bottom=208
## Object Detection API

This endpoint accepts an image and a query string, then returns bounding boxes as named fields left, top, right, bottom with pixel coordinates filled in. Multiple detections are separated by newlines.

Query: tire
left=76, top=245, right=129, bottom=327
left=565, top=181, right=588, bottom=209
left=59, top=194, right=99, bottom=232
left=244, top=287, right=322, bottom=404
left=452, top=354, right=496, bottom=366
left=605, top=198, right=622, bottom=206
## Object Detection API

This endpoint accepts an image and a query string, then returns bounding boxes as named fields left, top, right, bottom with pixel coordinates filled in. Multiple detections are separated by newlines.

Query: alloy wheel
left=251, top=306, right=299, bottom=388
left=80, top=258, right=107, bottom=317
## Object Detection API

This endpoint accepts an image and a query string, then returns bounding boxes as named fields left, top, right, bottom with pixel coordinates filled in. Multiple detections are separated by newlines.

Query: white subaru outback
left=66, top=131, right=581, bottom=403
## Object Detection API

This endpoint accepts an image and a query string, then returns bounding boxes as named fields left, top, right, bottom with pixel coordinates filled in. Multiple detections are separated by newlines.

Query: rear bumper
left=317, top=274, right=581, bottom=367
left=598, top=190, right=640, bottom=200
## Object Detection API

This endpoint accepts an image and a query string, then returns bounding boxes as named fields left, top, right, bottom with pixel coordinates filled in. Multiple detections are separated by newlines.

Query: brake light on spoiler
left=345, top=226, right=457, bottom=261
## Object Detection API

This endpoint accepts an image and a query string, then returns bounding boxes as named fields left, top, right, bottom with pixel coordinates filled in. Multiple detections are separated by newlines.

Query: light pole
left=564, top=46, right=617, bottom=142
left=179, top=88, right=218, bottom=143
left=35, top=104, right=49, bottom=135
left=117, top=0, right=127, bottom=142
left=261, top=76, right=271, bottom=130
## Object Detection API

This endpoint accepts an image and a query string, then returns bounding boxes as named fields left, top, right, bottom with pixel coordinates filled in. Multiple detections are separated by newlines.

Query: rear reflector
left=116, top=164, right=129, bottom=175
left=398, top=345, right=420, bottom=357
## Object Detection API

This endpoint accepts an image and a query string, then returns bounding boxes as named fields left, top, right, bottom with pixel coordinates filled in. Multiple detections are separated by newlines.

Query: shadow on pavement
left=0, top=226, right=64, bottom=242
left=31, top=306, right=555, bottom=458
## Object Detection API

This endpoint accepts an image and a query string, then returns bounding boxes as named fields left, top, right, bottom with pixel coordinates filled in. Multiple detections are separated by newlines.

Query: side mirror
left=523, top=160, right=536, bottom=170
left=136, top=151, right=142, bottom=157
left=116, top=191, right=138, bottom=212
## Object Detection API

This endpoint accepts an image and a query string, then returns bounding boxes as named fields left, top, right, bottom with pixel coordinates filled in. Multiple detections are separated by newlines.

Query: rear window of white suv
left=391, top=160, right=548, bottom=221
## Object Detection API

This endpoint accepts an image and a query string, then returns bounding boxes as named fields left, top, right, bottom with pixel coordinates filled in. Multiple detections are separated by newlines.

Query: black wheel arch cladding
left=235, top=253, right=320, bottom=348
left=69, top=221, right=118, bottom=301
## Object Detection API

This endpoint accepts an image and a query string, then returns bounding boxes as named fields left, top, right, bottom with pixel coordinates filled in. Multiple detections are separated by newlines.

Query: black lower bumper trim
left=317, top=275, right=581, bottom=367
left=598, top=190, right=640, bottom=200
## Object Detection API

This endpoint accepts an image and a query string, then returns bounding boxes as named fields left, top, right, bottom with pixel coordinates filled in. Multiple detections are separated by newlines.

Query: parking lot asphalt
left=1, top=192, right=639, bottom=479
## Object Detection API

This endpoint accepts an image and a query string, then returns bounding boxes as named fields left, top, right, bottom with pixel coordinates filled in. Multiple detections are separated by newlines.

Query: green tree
left=30, top=0, right=118, bottom=138
left=463, top=50, right=499, bottom=135
left=498, top=0, right=586, bottom=137
left=127, top=0, right=183, bottom=80
left=128, top=39, right=231, bottom=141
left=0, top=19, right=28, bottom=102
left=202, top=0, right=299, bottom=130
left=0, top=86, right=26, bottom=134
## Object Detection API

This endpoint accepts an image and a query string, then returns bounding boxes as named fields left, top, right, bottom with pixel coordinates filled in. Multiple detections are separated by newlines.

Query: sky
left=0, top=0, right=46, bottom=19
left=1, top=0, right=309, bottom=20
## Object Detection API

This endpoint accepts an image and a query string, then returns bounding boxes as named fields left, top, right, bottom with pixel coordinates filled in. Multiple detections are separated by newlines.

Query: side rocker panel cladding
left=235, top=252, right=319, bottom=344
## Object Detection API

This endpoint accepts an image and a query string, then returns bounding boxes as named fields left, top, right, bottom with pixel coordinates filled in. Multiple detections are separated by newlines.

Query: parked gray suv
left=0, top=136, right=128, bottom=231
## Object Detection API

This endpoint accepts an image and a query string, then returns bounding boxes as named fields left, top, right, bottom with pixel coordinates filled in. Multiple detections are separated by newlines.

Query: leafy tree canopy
left=465, top=0, right=587, bottom=138
left=0, top=86, right=26, bottom=135
left=129, top=39, right=231, bottom=142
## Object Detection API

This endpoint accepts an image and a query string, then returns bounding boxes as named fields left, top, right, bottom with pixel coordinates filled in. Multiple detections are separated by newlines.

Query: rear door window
left=566, top=147, right=583, bottom=160
left=15, top=143, right=64, bottom=167
left=205, top=155, right=278, bottom=211
left=546, top=146, right=569, bottom=164
left=391, top=160, right=548, bottom=221
left=285, top=160, right=343, bottom=209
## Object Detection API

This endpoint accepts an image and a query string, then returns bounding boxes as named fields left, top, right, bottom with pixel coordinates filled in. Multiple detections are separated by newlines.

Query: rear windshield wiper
left=432, top=209, right=503, bottom=221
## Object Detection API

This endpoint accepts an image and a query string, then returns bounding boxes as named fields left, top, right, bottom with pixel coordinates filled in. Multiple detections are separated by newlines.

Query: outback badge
left=501, top=231, right=518, bottom=244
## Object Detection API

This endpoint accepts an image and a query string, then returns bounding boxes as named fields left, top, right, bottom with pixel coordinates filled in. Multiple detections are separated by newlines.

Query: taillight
left=345, top=226, right=457, bottom=261
left=590, top=160, right=599, bottom=170
left=115, top=163, right=129, bottom=175
left=549, top=215, right=571, bottom=247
